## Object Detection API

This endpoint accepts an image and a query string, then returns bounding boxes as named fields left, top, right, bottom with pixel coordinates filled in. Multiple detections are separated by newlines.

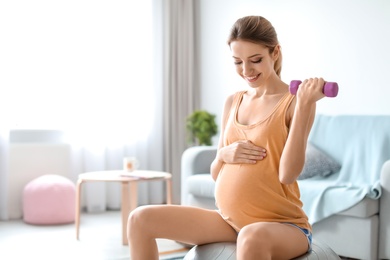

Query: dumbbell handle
left=290, top=80, right=339, bottom=97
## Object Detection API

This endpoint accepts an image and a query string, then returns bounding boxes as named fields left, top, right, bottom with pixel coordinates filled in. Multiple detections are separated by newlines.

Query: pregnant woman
left=127, top=15, right=326, bottom=260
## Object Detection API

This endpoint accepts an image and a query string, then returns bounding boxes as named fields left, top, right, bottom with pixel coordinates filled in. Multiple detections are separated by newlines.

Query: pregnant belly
left=215, top=163, right=286, bottom=230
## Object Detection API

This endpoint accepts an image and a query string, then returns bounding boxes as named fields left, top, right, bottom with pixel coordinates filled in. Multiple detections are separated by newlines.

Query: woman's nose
left=242, top=62, right=252, bottom=75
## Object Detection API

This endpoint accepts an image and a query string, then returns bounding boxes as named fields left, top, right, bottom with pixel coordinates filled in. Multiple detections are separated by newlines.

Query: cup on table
left=123, top=157, right=139, bottom=172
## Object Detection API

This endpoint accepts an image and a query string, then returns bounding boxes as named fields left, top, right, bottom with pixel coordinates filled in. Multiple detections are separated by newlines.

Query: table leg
left=121, top=181, right=138, bottom=245
left=166, top=178, right=172, bottom=204
left=75, top=179, right=83, bottom=240
left=129, top=182, right=138, bottom=212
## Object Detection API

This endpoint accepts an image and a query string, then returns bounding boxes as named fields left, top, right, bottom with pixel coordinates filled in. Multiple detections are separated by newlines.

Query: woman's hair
left=227, top=16, right=282, bottom=77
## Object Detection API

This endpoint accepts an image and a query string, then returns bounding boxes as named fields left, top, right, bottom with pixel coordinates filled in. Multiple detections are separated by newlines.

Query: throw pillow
left=297, top=143, right=341, bottom=180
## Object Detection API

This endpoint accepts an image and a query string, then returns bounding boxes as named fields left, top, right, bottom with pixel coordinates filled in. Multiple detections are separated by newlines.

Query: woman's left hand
left=296, top=77, right=326, bottom=104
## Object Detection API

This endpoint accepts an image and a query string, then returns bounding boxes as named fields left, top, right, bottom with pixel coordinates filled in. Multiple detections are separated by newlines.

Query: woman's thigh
left=237, top=222, right=309, bottom=259
left=128, top=204, right=237, bottom=245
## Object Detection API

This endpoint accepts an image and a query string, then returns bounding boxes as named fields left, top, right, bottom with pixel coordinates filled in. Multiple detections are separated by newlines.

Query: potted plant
left=186, top=110, right=218, bottom=146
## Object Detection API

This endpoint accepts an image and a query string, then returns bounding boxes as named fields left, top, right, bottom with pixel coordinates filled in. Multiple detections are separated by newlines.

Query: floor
left=0, top=210, right=187, bottom=260
left=0, top=210, right=358, bottom=259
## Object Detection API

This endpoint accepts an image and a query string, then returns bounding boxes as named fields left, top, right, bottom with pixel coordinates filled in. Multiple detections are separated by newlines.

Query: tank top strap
left=231, top=91, right=246, bottom=111
left=225, top=91, right=246, bottom=124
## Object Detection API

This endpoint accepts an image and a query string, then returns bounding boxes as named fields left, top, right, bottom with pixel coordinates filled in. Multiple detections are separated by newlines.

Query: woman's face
left=230, top=40, right=278, bottom=88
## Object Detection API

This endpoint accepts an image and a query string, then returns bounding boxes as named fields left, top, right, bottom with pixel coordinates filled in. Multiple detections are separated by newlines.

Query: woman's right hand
left=217, top=140, right=266, bottom=164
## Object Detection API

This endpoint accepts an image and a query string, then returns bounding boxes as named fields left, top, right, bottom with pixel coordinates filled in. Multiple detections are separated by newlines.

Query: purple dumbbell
left=289, top=80, right=339, bottom=97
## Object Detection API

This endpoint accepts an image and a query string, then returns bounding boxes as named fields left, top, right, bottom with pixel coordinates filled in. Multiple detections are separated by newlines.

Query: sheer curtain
left=0, top=131, right=9, bottom=220
left=161, top=0, right=199, bottom=204
left=0, top=0, right=164, bottom=219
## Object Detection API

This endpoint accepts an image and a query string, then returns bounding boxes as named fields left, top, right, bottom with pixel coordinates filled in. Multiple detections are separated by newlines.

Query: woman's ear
left=272, top=45, right=281, bottom=61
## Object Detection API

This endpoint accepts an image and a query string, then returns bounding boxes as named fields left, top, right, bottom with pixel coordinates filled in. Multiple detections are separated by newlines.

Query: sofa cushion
left=298, top=143, right=341, bottom=180
left=337, top=197, right=378, bottom=218
left=187, top=174, right=215, bottom=199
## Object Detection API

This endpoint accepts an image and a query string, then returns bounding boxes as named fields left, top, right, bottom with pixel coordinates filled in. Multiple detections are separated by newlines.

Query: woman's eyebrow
left=232, top=54, right=263, bottom=59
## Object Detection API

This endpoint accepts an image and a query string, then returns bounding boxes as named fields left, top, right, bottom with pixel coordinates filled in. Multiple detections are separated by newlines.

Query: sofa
left=181, top=115, right=390, bottom=260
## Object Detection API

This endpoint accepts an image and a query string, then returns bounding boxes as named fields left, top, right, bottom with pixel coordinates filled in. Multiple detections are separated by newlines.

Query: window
left=0, top=0, right=154, bottom=146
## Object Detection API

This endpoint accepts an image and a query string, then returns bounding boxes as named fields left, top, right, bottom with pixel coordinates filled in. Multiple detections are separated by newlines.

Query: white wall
left=198, top=0, right=390, bottom=139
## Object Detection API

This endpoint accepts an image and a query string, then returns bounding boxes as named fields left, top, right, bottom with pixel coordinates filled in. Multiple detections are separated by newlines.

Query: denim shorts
left=283, top=223, right=312, bottom=253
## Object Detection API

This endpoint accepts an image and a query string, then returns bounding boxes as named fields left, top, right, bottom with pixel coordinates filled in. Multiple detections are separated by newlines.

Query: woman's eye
left=252, top=58, right=262, bottom=63
left=234, top=61, right=242, bottom=65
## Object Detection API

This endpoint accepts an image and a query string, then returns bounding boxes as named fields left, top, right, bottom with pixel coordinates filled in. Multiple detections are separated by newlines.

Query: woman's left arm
left=279, top=78, right=325, bottom=184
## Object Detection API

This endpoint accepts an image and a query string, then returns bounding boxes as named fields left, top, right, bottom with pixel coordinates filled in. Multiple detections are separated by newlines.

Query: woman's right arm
left=210, top=94, right=234, bottom=181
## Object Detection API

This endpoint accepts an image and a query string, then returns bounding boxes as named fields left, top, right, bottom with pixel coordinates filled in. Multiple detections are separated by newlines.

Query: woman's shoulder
left=224, top=90, right=246, bottom=107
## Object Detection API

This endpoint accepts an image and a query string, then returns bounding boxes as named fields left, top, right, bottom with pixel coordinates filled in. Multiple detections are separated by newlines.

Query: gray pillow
left=298, top=143, right=341, bottom=180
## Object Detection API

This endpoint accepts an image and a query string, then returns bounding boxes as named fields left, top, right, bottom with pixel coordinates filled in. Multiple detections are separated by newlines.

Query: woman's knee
left=127, top=205, right=154, bottom=236
left=238, top=223, right=272, bottom=244
left=237, top=223, right=273, bottom=257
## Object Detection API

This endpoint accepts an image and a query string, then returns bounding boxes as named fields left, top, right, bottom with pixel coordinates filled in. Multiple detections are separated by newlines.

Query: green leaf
left=186, top=110, right=218, bottom=146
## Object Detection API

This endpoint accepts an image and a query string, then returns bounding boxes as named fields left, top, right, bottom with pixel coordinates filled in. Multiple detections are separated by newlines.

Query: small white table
left=75, top=170, right=172, bottom=245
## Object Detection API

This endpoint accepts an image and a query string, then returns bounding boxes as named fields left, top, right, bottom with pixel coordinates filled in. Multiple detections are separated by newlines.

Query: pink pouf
left=23, top=174, right=76, bottom=225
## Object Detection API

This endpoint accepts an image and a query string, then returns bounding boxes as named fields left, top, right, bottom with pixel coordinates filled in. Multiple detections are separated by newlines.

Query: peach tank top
left=215, top=91, right=311, bottom=232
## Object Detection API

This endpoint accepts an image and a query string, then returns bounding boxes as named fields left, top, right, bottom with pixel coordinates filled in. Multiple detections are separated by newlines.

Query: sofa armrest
left=181, top=146, right=217, bottom=205
left=379, top=160, right=390, bottom=259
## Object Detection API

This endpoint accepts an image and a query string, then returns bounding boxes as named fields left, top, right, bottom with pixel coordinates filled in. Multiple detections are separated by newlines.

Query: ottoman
left=184, top=239, right=340, bottom=260
left=23, top=174, right=76, bottom=225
